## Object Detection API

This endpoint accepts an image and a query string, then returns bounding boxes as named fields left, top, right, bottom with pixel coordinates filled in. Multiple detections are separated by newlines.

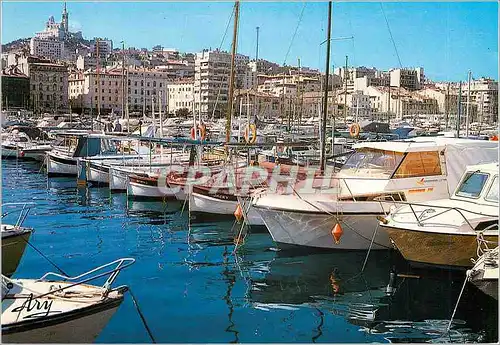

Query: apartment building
left=194, top=49, right=250, bottom=117
left=167, top=79, right=194, bottom=114
left=18, top=56, right=69, bottom=114
left=461, top=77, right=498, bottom=124
left=389, top=68, right=424, bottom=91
left=30, top=37, right=65, bottom=61
left=70, top=66, right=170, bottom=115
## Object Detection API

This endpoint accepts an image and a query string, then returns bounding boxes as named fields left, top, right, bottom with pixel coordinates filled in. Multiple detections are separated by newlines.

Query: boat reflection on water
left=240, top=247, right=498, bottom=343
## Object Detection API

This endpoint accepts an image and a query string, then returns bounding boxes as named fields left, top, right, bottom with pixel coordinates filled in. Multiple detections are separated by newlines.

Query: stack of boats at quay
left=1, top=113, right=499, bottom=342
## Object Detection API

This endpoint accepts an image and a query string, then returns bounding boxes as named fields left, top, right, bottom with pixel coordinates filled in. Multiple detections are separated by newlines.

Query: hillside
left=2, top=37, right=30, bottom=53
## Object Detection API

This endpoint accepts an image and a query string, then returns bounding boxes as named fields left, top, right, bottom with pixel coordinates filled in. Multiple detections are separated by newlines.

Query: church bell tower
left=61, top=2, right=69, bottom=34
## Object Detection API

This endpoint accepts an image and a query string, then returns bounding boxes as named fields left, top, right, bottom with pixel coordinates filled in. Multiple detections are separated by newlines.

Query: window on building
left=95, top=88, right=98, bottom=92
left=159, top=82, right=162, bottom=88
left=102, top=96, right=104, bottom=101
left=147, top=90, right=150, bottom=95
left=102, top=89, right=104, bottom=93
left=102, top=81, right=104, bottom=85
left=128, top=79, right=131, bottom=86
left=153, top=81, right=156, bottom=87
left=134, top=90, right=137, bottom=94
left=95, top=96, right=98, bottom=100
left=141, top=80, right=144, bottom=87
left=134, top=99, right=137, bottom=104
left=109, top=97, right=111, bottom=101
left=60, top=86, right=63, bottom=91
left=147, top=82, right=150, bottom=87
left=134, top=81, right=138, bottom=86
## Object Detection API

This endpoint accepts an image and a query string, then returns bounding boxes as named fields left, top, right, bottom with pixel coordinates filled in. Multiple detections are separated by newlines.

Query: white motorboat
left=2, top=258, right=134, bottom=343
left=47, top=133, right=121, bottom=177
left=252, top=137, right=498, bottom=250
left=468, top=246, right=498, bottom=300
left=380, top=163, right=498, bottom=269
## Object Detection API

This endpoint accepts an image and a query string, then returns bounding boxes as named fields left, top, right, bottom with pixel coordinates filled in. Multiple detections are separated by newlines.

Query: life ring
left=490, top=135, right=498, bottom=141
left=198, top=124, right=206, bottom=141
left=190, top=127, right=196, bottom=140
left=243, top=124, right=257, bottom=144
left=349, top=123, right=360, bottom=138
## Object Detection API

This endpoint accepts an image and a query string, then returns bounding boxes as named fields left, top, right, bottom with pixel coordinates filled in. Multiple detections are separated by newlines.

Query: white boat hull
left=2, top=304, right=119, bottom=343
left=87, top=164, right=109, bottom=184
left=253, top=207, right=392, bottom=250
left=127, top=180, right=175, bottom=199
left=109, top=168, right=129, bottom=191
left=189, top=192, right=265, bottom=226
left=47, top=154, right=77, bottom=176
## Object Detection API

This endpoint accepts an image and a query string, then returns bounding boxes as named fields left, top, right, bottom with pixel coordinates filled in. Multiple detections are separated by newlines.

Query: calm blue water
left=2, top=159, right=497, bottom=343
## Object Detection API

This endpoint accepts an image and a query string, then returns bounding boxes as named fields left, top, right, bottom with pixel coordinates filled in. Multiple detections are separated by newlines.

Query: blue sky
left=2, top=1, right=498, bottom=81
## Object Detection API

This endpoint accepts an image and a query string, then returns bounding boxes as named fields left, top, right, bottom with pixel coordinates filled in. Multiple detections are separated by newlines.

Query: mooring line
left=128, top=287, right=157, bottom=343
left=21, top=234, right=69, bottom=276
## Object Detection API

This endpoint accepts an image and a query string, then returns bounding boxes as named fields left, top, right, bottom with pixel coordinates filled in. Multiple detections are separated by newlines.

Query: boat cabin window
left=455, top=172, right=489, bottom=199
left=340, top=148, right=404, bottom=178
left=485, top=176, right=499, bottom=203
left=393, top=151, right=442, bottom=178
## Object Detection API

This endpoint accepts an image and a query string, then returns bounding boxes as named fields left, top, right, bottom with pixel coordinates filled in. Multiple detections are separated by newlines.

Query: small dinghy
left=2, top=258, right=135, bottom=343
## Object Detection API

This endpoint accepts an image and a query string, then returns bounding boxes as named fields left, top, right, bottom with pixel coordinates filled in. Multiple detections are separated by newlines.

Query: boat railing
left=1, top=202, right=35, bottom=228
left=37, top=258, right=136, bottom=298
left=381, top=200, right=497, bottom=232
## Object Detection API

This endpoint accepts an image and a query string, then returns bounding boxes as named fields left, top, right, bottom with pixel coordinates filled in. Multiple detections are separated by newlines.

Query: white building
left=461, top=77, right=498, bottom=124
left=389, top=68, right=424, bottom=91
left=30, top=37, right=65, bottom=61
left=336, top=90, right=372, bottom=120
left=167, top=79, right=194, bottom=115
left=70, top=65, right=170, bottom=115
left=194, top=49, right=250, bottom=117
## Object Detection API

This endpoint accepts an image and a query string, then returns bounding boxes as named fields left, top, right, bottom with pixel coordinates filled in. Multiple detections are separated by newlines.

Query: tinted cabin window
left=393, top=151, right=441, bottom=178
left=456, top=172, right=489, bottom=199
left=485, top=176, right=499, bottom=202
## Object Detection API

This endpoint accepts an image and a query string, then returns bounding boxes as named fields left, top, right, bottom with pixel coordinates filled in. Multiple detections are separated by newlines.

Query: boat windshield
left=455, top=172, right=489, bottom=199
left=340, top=148, right=404, bottom=178
left=485, top=176, right=498, bottom=202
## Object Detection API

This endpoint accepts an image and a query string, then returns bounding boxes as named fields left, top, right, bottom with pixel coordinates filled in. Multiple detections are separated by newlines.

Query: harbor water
left=2, top=158, right=497, bottom=343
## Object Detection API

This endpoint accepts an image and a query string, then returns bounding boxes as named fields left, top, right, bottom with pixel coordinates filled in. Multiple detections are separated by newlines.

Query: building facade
left=1, top=66, right=30, bottom=109
left=30, top=37, right=65, bottom=61
left=167, top=79, right=194, bottom=115
left=194, top=49, right=250, bottom=117
left=17, top=56, right=69, bottom=114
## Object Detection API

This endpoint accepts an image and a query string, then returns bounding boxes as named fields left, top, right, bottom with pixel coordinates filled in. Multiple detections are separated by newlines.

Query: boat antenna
left=320, top=1, right=332, bottom=172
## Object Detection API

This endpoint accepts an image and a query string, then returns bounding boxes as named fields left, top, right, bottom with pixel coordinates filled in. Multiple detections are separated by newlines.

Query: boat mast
left=225, top=0, right=240, bottom=144
left=320, top=0, right=332, bottom=172
left=466, top=70, right=471, bottom=137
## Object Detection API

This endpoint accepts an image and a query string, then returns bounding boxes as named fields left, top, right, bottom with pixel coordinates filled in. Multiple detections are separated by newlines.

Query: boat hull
left=2, top=230, right=31, bottom=277
left=47, top=154, right=77, bottom=177
left=469, top=278, right=498, bottom=300
left=254, top=207, right=392, bottom=250
left=384, top=226, right=498, bottom=268
left=109, top=168, right=128, bottom=191
left=2, top=301, right=121, bottom=343
left=127, top=177, right=175, bottom=200
left=87, top=163, right=110, bottom=185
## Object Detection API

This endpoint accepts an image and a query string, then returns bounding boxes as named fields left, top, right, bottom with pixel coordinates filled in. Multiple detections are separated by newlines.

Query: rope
left=361, top=223, right=379, bottom=272
left=446, top=271, right=470, bottom=335
left=380, top=3, right=402, bottom=68
left=128, top=287, right=157, bottom=343
left=283, top=2, right=307, bottom=66
left=21, top=233, right=69, bottom=277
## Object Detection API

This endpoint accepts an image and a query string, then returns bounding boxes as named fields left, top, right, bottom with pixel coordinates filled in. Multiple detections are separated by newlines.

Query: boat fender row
left=190, top=125, right=207, bottom=141
left=244, top=124, right=257, bottom=144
